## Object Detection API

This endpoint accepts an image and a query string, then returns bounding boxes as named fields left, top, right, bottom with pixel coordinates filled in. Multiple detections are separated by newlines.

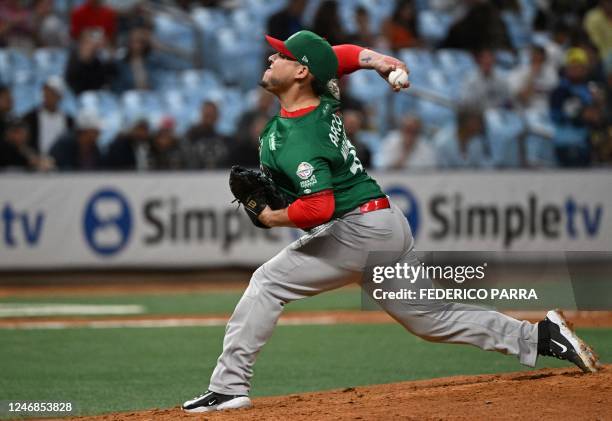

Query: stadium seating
left=417, top=10, right=453, bottom=45
left=78, top=90, right=123, bottom=147
left=484, top=108, right=525, bottom=167
left=0, top=0, right=599, bottom=170
left=33, top=48, right=69, bottom=81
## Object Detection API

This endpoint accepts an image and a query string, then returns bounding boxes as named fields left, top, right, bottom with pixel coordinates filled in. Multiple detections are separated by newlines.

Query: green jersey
left=259, top=95, right=385, bottom=218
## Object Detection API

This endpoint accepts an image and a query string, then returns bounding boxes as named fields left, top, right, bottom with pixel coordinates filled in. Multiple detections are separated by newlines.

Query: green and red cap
left=265, top=30, right=338, bottom=86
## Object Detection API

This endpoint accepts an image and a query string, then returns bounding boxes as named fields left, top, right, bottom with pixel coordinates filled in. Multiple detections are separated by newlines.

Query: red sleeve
left=333, top=44, right=365, bottom=78
left=287, top=189, right=335, bottom=229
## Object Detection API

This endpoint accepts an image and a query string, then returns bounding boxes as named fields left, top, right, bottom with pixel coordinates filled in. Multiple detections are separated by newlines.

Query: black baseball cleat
left=538, top=309, right=601, bottom=373
left=182, top=390, right=252, bottom=413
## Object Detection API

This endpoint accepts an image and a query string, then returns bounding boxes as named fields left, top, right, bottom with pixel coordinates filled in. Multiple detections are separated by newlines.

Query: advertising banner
left=0, top=171, right=610, bottom=269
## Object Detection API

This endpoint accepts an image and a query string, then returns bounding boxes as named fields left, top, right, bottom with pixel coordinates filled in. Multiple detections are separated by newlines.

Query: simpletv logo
left=430, top=194, right=603, bottom=247
left=142, top=197, right=281, bottom=250
left=83, top=189, right=133, bottom=256
left=386, top=186, right=604, bottom=248
left=1, top=203, right=45, bottom=247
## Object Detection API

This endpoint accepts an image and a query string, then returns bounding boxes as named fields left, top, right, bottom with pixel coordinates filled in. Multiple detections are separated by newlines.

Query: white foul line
left=0, top=304, right=145, bottom=317
left=0, top=316, right=340, bottom=330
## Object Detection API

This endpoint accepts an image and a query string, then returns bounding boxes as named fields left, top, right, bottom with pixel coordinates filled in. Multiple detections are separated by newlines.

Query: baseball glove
left=229, top=165, right=289, bottom=228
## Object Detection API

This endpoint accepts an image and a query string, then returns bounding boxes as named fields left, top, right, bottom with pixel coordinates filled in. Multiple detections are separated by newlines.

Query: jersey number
left=341, top=136, right=364, bottom=174
left=330, top=114, right=364, bottom=175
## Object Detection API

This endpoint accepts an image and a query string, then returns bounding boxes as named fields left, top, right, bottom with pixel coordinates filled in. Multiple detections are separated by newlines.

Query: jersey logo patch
left=296, top=162, right=314, bottom=180
left=300, top=174, right=317, bottom=189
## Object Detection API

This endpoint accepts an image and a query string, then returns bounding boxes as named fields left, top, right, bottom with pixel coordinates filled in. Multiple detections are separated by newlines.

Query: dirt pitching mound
left=51, top=365, right=610, bottom=421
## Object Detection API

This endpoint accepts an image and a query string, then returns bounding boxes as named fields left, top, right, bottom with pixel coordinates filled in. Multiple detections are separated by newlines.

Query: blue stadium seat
left=337, top=1, right=358, bottom=35
left=0, top=49, right=10, bottom=84
left=398, top=49, right=435, bottom=88
left=180, top=69, right=221, bottom=104
left=191, top=7, right=229, bottom=35
left=436, top=49, right=477, bottom=80
left=229, top=8, right=265, bottom=37
left=413, top=98, right=455, bottom=131
left=33, top=48, right=69, bottom=80
left=392, top=90, right=418, bottom=123
left=11, top=84, right=40, bottom=116
left=243, top=0, right=286, bottom=20
left=347, top=66, right=390, bottom=103
left=523, top=108, right=556, bottom=167
left=207, top=88, right=245, bottom=136
left=54, top=0, right=84, bottom=14
left=76, top=90, right=123, bottom=147
left=78, top=90, right=119, bottom=114
left=424, top=68, right=456, bottom=100
left=0, top=49, right=34, bottom=85
left=358, top=0, right=396, bottom=33
left=161, top=89, right=198, bottom=135
left=302, top=0, right=323, bottom=27
left=120, top=90, right=164, bottom=127
left=151, top=70, right=181, bottom=92
left=484, top=108, right=525, bottom=167
left=60, top=88, right=78, bottom=117
left=417, top=10, right=453, bottom=45
left=154, top=13, right=196, bottom=52
left=358, top=130, right=383, bottom=157
left=502, top=11, right=532, bottom=50
left=97, top=110, right=124, bottom=150
left=212, top=27, right=265, bottom=89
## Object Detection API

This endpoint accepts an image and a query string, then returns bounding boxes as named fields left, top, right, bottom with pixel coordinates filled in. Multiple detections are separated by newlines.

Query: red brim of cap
left=265, top=35, right=296, bottom=59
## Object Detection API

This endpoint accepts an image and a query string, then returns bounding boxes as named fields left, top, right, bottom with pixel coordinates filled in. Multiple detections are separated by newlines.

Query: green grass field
left=0, top=289, right=610, bottom=419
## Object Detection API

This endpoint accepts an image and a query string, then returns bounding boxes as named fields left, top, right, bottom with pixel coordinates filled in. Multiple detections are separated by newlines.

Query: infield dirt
left=40, top=365, right=610, bottom=421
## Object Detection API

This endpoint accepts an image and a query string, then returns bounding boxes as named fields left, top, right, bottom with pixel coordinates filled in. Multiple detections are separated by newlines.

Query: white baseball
left=388, top=68, right=408, bottom=89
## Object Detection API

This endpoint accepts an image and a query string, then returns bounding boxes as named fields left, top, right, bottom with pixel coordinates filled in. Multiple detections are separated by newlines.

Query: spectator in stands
left=550, top=48, right=603, bottom=167
left=349, top=6, right=377, bottom=48
left=236, top=88, right=276, bottom=136
left=0, top=85, right=14, bottom=141
left=460, top=48, right=510, bottom=110
left=267, top=0, right=306, bottom=42
left=311, top=1, right=349, bottom=46
left=508, top=45, right=559, bottom=111
left=0, top=118, right=52, bottom=171
left=150, top=117, right=182, bottom=170
left=441, top=1, right=512, bottom=51
left=33, top=0, right=69, bottom=47
left=50, top=111, right=104, bottom=171
left=379, top=116, right=436, bottom=170
left=232, top=114, right=267, bottom=169
left=182, top=101, right=230, bottom=169
left=0, top=0, right=35, bottom=49
left=343, top=110, right=372, bottom=168
left=105, top=119, right=152, bottom=170
left=382, top=0, right=421, bottom=51
left=535, top=21, right=571, bottom=69
left=70, top=0, right=118, bottom=42
left=23, top=77, right=74, bottom=157
left=583, top=0, right=612, bottom=60
left=113, top=26, right=159, bottom=92
left=339, top=78, right=366, bottom=118
left=591, top=55, right=612, bottom=163
left=433, top=108, right=490, bottom=169
left=105, top=0, right=152, bottom=39
left=65, top=29, right=117, bottom=94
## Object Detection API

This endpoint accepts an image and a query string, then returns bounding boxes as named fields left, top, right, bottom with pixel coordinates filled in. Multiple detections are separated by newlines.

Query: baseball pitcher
left=182, top=31, right=600, bottom=413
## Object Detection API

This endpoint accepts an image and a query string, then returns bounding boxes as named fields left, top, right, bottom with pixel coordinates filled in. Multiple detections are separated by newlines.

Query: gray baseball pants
left=208, top=203, right=538, bottom=395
